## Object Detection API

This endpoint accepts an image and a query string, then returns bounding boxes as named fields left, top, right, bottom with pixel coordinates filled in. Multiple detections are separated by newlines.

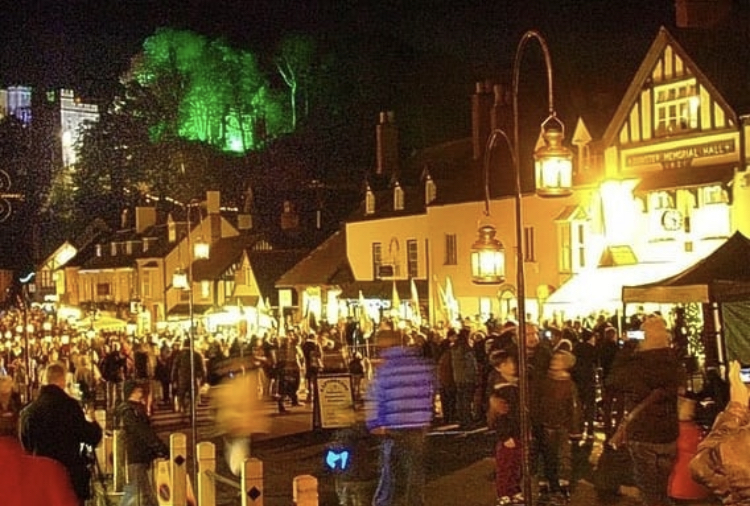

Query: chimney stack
left=206, top=190, right=221, bottom=243
left=472, top=80, right=494, bottom=161
left=376, top=111, right=399, bottom=176
left=135, top=206, right=156, bottom=234
left=675, top=0, right=732, bottom=28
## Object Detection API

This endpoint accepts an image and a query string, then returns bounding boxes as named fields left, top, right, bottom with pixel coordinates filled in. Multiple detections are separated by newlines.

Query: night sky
left=0, top=0, right=678, bottom=101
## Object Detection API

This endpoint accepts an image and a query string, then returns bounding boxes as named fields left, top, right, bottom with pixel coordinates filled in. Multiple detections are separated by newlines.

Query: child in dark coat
left=486, top=350, right=522, bottom=505
left=533, top=349, right=582, bottom=504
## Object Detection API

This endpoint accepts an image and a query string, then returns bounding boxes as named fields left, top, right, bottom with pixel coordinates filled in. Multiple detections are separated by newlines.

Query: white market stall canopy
left=622, top=232, right=750, bottom=304
left=75, top=315, right=129, bottom=331
left=545, top=261, right=692, bottom=315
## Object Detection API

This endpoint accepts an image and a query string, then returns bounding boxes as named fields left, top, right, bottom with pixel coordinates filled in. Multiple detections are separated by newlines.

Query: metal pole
left=186, top=203, right=199, bottom=484
left=23, top=291, right=32, bottom=403
left=511, top=30, right=557, bottom=506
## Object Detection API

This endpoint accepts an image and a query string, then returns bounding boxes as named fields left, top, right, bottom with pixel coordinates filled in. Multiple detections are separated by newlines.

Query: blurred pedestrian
left=366, top=330, right=435, bottom=506
left=0, top=375, right=22, bottom=437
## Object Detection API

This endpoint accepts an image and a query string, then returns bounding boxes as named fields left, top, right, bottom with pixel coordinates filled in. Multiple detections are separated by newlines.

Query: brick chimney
left=135, top=206, right=156, bottom=234
left=491, top=83, right=512, bottom=135
left=280, top=200, right=299, bottom=230
left=472, top=80, right=494, bottom=161
left=206, top=190, right=222, bottom=243
left=675, top=0, right=732, bottom=28
left=376, top=111, right=399, bottom=176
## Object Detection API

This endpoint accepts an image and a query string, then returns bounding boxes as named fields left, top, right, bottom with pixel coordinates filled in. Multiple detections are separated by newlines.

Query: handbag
left=609, top=388, right=666, bottom=449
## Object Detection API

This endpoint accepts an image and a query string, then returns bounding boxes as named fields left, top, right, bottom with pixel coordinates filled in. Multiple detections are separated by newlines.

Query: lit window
left=142, top=271, right=151, bottom=298
left=372, top=242, right=382, bottom=279
left=523, top=227, right=536, bottom=262
left=655, top=79, right=699, bottom=136
left=558, top=224, right=572, bottom=274
left=649, top=191, right=675, bottom=211
left=444, top=234, right=458, bottom=265
left=407, top=239, right=418, bottom=278
left=366, top=191, right=375, bottom=215
left=201, top=281, right=210, bottom=299
left=425, top=176, right=437, bottom=204
left=394, top=183, right=404, bottom=211
left=701, top=185, right=727, bottom=206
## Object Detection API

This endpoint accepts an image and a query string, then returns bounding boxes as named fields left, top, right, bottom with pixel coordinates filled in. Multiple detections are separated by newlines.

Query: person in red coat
left=0, top=436, right=79, bottom=506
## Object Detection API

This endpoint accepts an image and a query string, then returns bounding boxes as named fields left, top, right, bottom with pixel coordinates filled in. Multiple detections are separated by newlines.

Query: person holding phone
left=690, top=360, right=750, bottom=505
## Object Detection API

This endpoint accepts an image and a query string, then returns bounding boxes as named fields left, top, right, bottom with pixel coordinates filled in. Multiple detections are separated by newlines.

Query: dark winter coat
left=487, top=378, right=520, bottom=442
left=532, top=371, right=581, bottom=434
left=170, top=348, right=206, bottom=393
left=609, top=347, right=686, bottom=444
left=20, top=384, right=102, bottom=500
left=114, top=400, right=168, bottom=465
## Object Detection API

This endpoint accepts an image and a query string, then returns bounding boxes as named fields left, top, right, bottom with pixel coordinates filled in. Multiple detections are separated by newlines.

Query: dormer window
left=393, top=182, right=404, bottom=211
left=96, top=244, right=102, bottom=257
left=365, top=187, right=375, bottom=215
left=110, top=243, right=117, bottom=256
left=425, top=175, right=437, bottom=205
left=126, top=241, right=134, bottom=255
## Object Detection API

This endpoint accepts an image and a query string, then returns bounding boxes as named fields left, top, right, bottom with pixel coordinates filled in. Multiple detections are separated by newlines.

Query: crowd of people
left=1, top=301, right=750, bottom=506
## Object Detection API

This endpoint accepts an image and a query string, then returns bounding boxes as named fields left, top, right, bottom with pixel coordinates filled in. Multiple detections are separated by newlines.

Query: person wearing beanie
left=532, top=349, right=582, bottom=503
left=609, top=314, right=686, bottom=506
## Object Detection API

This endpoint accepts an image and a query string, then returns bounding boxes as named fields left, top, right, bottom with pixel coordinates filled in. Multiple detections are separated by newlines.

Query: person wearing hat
left=115, top=379, right=169, bottom=506
left=609, top=314, right=686, bottom=506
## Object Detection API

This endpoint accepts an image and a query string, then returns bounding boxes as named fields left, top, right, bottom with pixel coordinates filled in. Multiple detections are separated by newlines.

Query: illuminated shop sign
left=626, top=139, right=735, bottom=169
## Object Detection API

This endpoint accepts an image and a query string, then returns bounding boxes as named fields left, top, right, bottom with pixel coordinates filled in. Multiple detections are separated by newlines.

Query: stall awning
left=545, top=261, right=693, bottom=315
left=339, top=279, right=429, bottom=300
left=167, top=304, right=213, bottom=317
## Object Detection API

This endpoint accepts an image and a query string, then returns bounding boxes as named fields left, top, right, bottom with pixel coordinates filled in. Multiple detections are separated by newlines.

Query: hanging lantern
left=194, top=237, right=210, bottom=260
left=470, top=224, right=506, bottom=284
left=173, top=268, right=189, bottom=290
left=535, top=116, right=573, bottom=197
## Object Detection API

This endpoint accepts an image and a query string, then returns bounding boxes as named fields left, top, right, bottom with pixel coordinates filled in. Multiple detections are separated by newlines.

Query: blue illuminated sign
left=324, top=448, right=351, bottom=472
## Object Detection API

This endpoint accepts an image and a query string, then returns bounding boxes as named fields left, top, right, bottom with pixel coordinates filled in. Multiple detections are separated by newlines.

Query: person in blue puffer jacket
left=365, top=329, right=436, bottom=506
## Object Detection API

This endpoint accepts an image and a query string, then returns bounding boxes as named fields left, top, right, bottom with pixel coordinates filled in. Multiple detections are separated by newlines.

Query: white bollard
left=154, top=458, right=173, bottom=506
left=241, top=458, right=264, bottom=506
left=293, top=474, right=318, bottom=506
left=197, top=441, right=216, bottom=506
left=171, top=433, right=188, bottom=506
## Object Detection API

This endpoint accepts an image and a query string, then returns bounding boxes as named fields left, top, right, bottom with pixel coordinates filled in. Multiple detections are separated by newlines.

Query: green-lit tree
left=274, top=33, right=317, bottom=130
left=126, top=28, right=286, bottom=154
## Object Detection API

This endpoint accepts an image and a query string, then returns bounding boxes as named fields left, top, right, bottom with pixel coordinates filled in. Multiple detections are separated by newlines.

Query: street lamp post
left=172, top=200, right=210, bottom=483
left=470, top=30, right=573, bottom=505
